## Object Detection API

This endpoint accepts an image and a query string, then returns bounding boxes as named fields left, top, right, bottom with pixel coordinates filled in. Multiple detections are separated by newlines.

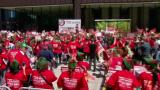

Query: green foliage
left=96, top=21, right=106, bottom=31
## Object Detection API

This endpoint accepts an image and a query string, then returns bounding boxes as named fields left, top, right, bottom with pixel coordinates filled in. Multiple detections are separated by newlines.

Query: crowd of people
left=0, top=28, right=160, bottom=90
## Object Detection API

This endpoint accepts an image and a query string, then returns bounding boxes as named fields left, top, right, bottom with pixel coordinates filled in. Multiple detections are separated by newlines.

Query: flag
left=96, top=41, right=105, bottom=63
left=97, top=41, right=105, bottom=55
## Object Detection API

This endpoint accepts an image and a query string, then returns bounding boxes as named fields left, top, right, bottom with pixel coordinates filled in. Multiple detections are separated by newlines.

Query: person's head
left=36, top=57, right=48, bottom=71
left=68, top=59, right=77, bottom=72
left=9, top=60, right=20, bottom=74
left=20, top=42, right=28, bottom=53
left=76, top=52, right=84, bottom=61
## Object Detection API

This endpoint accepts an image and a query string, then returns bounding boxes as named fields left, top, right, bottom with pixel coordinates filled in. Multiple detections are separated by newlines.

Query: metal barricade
left=0, top=86, right=11, bottom=90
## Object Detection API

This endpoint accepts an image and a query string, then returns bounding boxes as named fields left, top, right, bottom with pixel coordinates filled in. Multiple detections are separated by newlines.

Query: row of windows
left=0, top=5, right=159, bottom=31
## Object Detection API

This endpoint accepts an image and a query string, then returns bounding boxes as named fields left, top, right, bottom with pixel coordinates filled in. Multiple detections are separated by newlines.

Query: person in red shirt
left=5, top=60, right=27, bottom=90
left=106, top=60, right=141, bottom=90
left=76, top=52, right=95, bottom=82
left=108, top=54, right=123, bottom=70
left=15, top=43, right=32, bottom=76
left=7, top=47, right=21, bottom=63
left=0, top=49, right=8, bottom=85
left=52, top=39, right=61, bottom=60
left=77, top=52, right=90, bottom=71
left=32, top=57, right=57, bottom=89
left=68, top=37, right=79, bottom=59
left=57, top=59, right=88, bottom=90
left=0, top=49, right=8, bottom=71
left=61, top=40, right=69, bottom=64
left=139, top=71, right=153, bottom=90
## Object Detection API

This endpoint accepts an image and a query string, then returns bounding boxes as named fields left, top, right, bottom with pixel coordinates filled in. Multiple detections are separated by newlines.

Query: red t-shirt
left=77, top=61, right=90, bottom=71
left=107, top=70, right=140, bottom=90
left=8, top=49, right=21, bottom=63
left=5, top=71, right=27, bottom=90
left=0, top=53, right=8, bottom=70
left=32, top=70, right=57, bottom=89
left=109, top=56, right=123, bottom=70
left=57, top=71, right=88, bottom=90
left=77, top=40, right=84, bottom=49
left=68, top=41, right=78, bottom=57
left=83, top=40, right=90, bottom=53
left=10, top=51, right=32, bottom=75
left=20, top=54, right=32, bottom=75
left=139, top=72, right=153, bottom=90
left=61, top=41, right=68, bottom=53
left=52, top=41, right=62, bottom=54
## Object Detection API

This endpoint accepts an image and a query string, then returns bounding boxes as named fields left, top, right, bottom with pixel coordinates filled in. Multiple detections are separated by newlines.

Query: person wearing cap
left=76, top=52, right=90, bottom=72
left=57, top=59, right=88, bottom=90
left=31, top=57, right=57, bottom=89
left=76, top=52, right=95, bottom=83
left=5, top=60, right=27, bottom=90
left=51, top=38, right=62, bottom=64
left=106, top=59, right=141, bottom=90
left=68, top=36, right=79, bottom=59
left=14, top=42, right=32, bottom=76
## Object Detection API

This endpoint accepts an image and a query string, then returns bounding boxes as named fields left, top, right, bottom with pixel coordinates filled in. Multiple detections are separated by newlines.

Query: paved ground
left=52, top=64, right=105, bottom=90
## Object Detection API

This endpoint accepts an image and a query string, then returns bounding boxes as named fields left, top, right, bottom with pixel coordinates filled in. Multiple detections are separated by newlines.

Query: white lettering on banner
left=7, top=79, right=20, bottom=88
left=59, top=19, right=81, bottom=33
left=33, top=76, right=46, bottom=85
left=118, top=76, right=133, bottom=88
left=64, top=78, right=78, bottom=88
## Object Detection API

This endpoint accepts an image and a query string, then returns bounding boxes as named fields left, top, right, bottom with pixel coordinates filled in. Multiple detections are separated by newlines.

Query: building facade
left=0, top=0, right=159, bottom=31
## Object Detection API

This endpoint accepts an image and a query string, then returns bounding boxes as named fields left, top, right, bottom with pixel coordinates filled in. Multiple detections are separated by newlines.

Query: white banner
left=59, top=19, right=81, bottom=33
